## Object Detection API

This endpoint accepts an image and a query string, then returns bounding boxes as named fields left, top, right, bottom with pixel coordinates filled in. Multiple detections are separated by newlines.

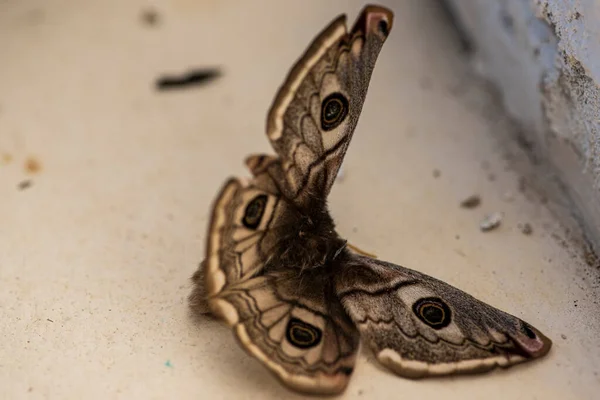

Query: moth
left=189, top=5, right=552, bottom=395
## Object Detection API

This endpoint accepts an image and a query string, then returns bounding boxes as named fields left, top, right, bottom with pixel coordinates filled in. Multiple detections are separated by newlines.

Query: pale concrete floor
left=1, top=1, right=598, bottom=399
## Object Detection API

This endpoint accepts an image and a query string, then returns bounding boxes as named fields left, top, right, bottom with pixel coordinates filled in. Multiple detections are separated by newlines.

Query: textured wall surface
left=447, top=0, right=600, bottom=251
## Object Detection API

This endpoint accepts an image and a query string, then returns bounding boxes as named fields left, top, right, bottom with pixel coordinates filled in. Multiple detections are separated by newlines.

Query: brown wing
left=212, top=271, right=359, bottom=394
left=265, top=6, right=393, bottom=205
left=335, top=253, right=552, bottom=379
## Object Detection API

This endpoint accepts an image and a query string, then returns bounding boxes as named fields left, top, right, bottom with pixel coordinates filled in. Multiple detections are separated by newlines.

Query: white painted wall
left=447, top=0, right=600, bottom=251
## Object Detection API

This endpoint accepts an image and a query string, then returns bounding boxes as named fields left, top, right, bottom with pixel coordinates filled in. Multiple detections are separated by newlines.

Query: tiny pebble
left=561, top=334, right=567, bottom=340
left=141, top=8, right=160, bottom=26
left=480, top=212, right=503, bottom=232
left=519, top=223, right=533, bottom=235
left=460, top=195, right=481, bottom=209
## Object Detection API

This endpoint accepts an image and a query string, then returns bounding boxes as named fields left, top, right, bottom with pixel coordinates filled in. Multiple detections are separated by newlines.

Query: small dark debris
left=487, top=173, right=496, bottom=181
left=583, top=245, right=599, bottom=268
left=141, top=8, right=160, bottom=26
left=17, top=180, right=32, bottom=190
left=460, top=195, right=481, bottom=209
left=47, top=318, right=54, bottom=322
left=432, top=169, right=441, bottom=178
left=500, top=10, right=514, bottom=33
left=455, top=234, right=460, bottom=240
left=156, top=68, right=221, bottom=91
left=519, top=223, right=533, bottom=235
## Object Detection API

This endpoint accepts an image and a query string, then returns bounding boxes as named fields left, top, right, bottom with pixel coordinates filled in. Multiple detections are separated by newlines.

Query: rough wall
left=446, top=0, right=600, bottom=252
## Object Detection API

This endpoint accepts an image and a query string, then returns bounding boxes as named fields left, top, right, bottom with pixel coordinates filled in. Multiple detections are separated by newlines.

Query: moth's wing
left=335, top=253, right=552, bottom=379
left=211, top=271, right=360, bottom=395
left=266, top=6, right=393, bottom=203
left=245, top=153, right=279, bottom=176
left=191, top=168, right=293, bottom=310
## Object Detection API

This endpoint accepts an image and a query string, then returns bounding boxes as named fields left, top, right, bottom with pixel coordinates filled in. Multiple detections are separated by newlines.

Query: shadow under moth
left=189, top=4, right=551, bottom=395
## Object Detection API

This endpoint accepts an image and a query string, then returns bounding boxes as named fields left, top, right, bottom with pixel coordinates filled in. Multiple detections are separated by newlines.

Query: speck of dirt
left=583, top=245, right=599, bottom=268
left=455, top=234, right=460, bottom=240
left=1, top=153, right=12, bottom=164
left=141, top=8, right=160, bottom=26
left=519, top=223, right=533, bottom=235
left=25, top=157, right=41, bottom=174
left=487, top=173, right=496, bottom=181
left=460, top=195, right=481, bottom=209
left=550, top=232, right=569, bottom=250
left=561, top=334, right=567, bottom=340
left=358, top=389, right=364, bottom=396
left=432, top=169, right=441, bottom=178
left=17, top=180, right=32, bottom=190
left=156, top=68, right=221, bottom=90
left=47, top=318, right=54, bottom=322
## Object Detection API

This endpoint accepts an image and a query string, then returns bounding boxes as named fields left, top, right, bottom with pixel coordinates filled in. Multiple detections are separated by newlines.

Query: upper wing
left=334, top=253, right=552, bottom=379
left=265, top=6, right=393, bottom=205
